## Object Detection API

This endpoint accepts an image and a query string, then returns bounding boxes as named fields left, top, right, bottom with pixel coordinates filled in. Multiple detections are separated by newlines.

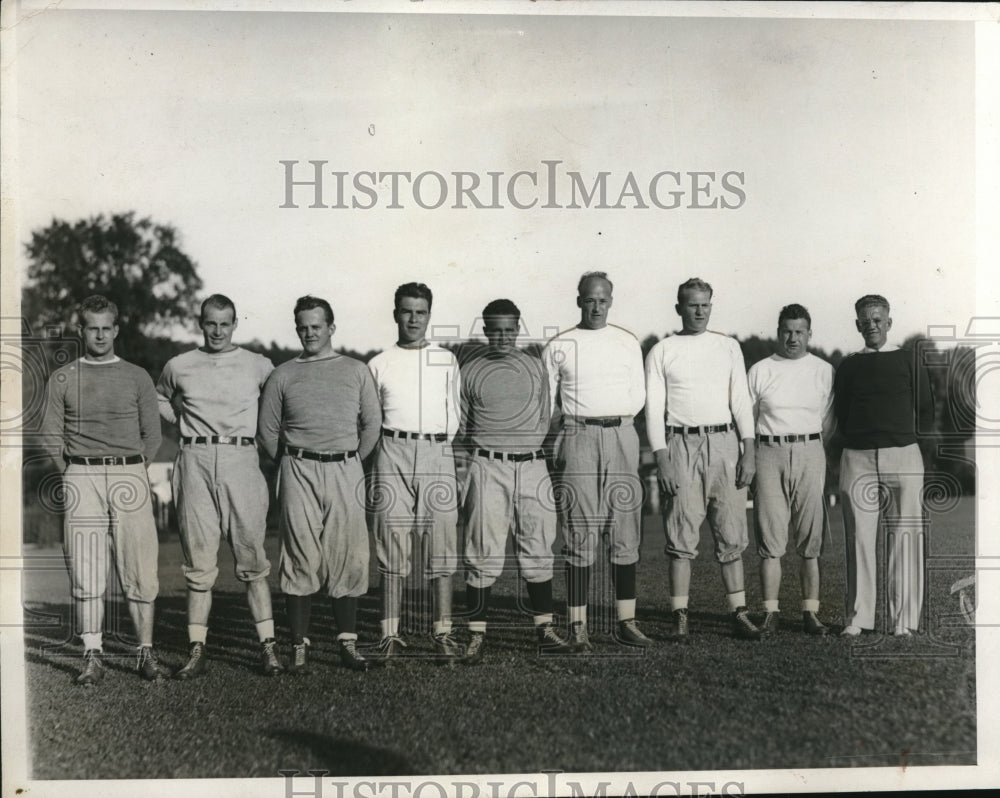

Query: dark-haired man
left=157, top=294, right=283, bottom=678
left=258, top=295, right=382, bottom=671
left=747, top=303, right=834, bottom=636
left=544, top=272, right=650, bottom=652
left=458, top=299, right=572, bottom=662
left=368, top=282, right=463, bottom=664
left=41, top=295, right=170, bottom=684
left=835, top=294, right=933, bottom=637
left=645, top=278, right=763, bottom=641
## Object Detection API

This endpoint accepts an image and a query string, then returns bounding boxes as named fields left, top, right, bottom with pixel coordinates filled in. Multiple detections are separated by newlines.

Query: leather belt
left=382, top=428, right=448, bottom=443
left=66, top=454, right=145, bottom=466
left=668, top=423, right=733, bottom=435
left=181, top=435, right=256, bottom=446
left=285, top=446, right=358, bottom=463
left=757, top=433, right=821, bottom=444
left=580, top=416, right=624, bottom=428
left=476, top=448, right=546, bottom=463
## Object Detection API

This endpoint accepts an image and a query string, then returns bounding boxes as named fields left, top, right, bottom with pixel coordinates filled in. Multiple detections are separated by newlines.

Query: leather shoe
left=666, top=608, right=690, bottom=642
left=537, top=623, right=572, bottom=655
left=569, top=621, right=594, bottom=653
left=732, top=607, right=763, bottom=641
left=616, top=618, right=652, bottom=647
left=802, top=611, right=829, bottom=636
left=463, top=632, right=486, bottom=665
left=76, top=649, right=105, bottom=687
left=338, top=639, right=370, bottom=671
left=137, top=646, right=172, bottom=681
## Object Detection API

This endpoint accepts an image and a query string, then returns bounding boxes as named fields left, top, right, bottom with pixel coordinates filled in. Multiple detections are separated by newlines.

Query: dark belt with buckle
left=285, top=446, right=358, bottom=463
left=181, top=435, right=256, bottom=446
left=475, top=448, right=546, bottom=463
left=668, top=423, right=733, bottom=435
left=381, top=428, right=448, bottom=443
left=581, top=416, right=624, bottom=428
left=757, top=433, right=821, bottom=444
left=66, top=454, right=145, bottom=466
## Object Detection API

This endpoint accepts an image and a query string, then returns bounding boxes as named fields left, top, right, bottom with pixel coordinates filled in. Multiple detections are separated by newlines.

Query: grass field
left=19, top=498, right=976, bottom=779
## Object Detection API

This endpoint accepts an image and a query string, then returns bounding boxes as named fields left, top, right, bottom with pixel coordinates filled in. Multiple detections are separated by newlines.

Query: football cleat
left=462, top=632, right=486, bottom=665
left=760, top=612, right=779, bottom=637
left=137, top=646, right=172, bottom=681
left=802, top=611, right=829, bottom=637
left=666, top=608, right=690, bottom=642
left=76, top=649, right=105, bottom=687
left=616, top=618, right=652, bottom=647
left=432, top=630, right=461, bottom=666
left=373, top=635, right=407, bottom=665
left=338, top=639, right=370, bottom=672
left=732, top=607, right=763, bottom=641
left=536, top=623, right=573, bottom=655
left=288, top=638, right=310, bottom=674
left=568, top=621, right=594, bottom=653
left=261, top=638, right=284, bottom=676
left=174, top=641, right=207, bottom=680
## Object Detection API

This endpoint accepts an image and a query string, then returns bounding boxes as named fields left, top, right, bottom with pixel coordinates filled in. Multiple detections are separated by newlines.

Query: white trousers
left=839, top=444, right=925, bottom=631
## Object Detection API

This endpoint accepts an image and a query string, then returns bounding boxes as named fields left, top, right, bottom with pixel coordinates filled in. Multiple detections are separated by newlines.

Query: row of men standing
left=41, top=271, right=932, bottom=685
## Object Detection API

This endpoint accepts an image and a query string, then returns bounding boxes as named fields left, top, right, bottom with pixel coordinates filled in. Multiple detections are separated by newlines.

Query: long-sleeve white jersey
left=543, top=324, right=645, bottom=419
left=644, top=331, right=753, bottom=452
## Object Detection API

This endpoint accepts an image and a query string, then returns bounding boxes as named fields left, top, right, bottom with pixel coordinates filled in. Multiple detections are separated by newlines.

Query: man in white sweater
left=368, top=282, right=462, bottom=664
left=747, top=304, right=834, bottom=636
left=545, top=272, right=650, bottom=652
left=644, top=278, right=763, bottom=641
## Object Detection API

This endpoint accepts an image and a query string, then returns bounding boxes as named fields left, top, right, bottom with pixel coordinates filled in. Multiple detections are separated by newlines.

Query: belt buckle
left=102, top=456, right=116, bottom=466
left=218, top=435, right=233, bottom=445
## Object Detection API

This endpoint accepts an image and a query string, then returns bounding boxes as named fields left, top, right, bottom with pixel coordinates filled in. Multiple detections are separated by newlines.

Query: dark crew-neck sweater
left=833, top=347, right=934, bottom=450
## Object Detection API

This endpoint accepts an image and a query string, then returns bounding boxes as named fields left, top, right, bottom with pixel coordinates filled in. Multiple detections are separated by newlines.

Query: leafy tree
left=22, top=212, right=204, bottom=344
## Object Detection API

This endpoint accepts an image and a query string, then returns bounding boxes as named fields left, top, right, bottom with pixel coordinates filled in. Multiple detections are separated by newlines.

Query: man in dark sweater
left=834, top=294, right=934, bottom=637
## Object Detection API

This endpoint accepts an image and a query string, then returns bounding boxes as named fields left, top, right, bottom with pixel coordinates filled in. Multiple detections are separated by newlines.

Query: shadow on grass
left=266, top=730, right=412, bottom=776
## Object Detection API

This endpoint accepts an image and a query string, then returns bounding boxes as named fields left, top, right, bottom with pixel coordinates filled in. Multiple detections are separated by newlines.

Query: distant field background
left=19, top=499, right=976, bottom=779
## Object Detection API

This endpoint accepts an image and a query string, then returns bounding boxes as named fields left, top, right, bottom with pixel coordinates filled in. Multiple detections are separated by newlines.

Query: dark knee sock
left=331, top=596, right=357, bottom=636
left=286, top=594, right=312, bottom=643
left=613, top=562, right=637, bottom=601
left=466, top=585, right=491, bottom=623
left=525, top=579, right=554, bottom=616
left=567, top=564, right=590, bottom=608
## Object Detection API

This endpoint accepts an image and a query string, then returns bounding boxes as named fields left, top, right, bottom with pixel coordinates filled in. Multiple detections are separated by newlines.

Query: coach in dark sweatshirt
left=834, top=294, right=933, bottom=638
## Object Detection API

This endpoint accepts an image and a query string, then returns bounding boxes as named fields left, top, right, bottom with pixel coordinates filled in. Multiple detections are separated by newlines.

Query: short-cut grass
left=21, top=499, right=975, bottom=779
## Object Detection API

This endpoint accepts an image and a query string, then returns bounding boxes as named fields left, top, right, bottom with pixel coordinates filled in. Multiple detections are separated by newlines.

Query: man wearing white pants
left=834, top=294, right=934, bottom=637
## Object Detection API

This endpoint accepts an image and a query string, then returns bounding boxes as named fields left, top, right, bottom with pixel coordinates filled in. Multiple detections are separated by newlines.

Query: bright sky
left=7, top=4, right=983, bottom=360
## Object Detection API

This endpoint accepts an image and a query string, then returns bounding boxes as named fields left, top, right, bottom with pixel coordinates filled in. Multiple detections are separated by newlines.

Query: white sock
left=533, top=613, right=553, bottom=627
left=616, top=599, right=636, bottom=622
left=802, top=599, right=820, bottom=613
left=469, top=621, right=487, bottom=634
left=433, top=620, right=453, bottom=636
left=381, top=617, right=399, bottom=638
left=81, top=633, right=103, bottom=652
left=670, top=596, right=689, bottom=612
left=763, top=600, right=779, bottom=613
left=188, top=624, right=208, bottom=644
left=727, top=591, right=747, bottom=611
left=336, top=632, right=358, bottom=641
left=255, top=619, right=275, bottom=642
left=568, top=605, right=587, bottom=624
